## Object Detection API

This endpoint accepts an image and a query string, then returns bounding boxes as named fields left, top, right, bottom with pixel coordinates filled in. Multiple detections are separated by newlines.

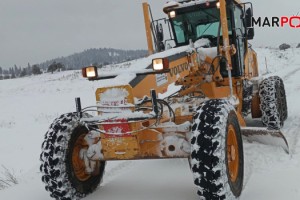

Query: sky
left=0, top=0, right=299, bottom=69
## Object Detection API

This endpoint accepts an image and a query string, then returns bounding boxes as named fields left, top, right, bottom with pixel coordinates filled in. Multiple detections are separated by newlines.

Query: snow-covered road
left=0, top=47, right=300, bottom=200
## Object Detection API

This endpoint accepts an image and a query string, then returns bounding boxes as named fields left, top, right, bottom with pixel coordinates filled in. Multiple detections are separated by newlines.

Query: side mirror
left=156, top=23, right=164, bottom=42
left=245, top=7, right=254, bottom=40
left=156, top=23, right=165, bottom=52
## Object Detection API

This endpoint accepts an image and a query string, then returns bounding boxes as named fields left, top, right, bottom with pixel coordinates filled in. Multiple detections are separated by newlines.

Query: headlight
left=82, top=66, right=98, bottom=78
left=152, top=58, right=169, bottom=71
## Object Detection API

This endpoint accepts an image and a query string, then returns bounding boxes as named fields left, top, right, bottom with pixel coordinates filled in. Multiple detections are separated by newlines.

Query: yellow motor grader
left=40, top=0, right=288, bottom=199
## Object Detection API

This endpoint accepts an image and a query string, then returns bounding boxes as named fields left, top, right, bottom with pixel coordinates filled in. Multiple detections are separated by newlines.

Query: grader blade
left=241, top=127, right=289, bottom=154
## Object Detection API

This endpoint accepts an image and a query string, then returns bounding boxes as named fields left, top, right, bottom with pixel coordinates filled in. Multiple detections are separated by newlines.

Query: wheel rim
left=72, top=133, right=91, bottom=181
left=227, top=124, right=239, bottom=183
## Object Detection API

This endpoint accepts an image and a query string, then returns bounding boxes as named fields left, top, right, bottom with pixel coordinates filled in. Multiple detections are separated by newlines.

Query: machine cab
left=164, top=0, right=254, bottom=77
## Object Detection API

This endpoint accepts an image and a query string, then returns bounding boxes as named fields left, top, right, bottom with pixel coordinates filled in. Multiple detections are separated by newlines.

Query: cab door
left=231, top=4, right=246, bottom=77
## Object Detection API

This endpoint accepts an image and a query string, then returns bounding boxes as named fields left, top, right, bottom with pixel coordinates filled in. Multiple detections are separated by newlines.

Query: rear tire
left=40, top=113, right=106, bottom=200
left=259, top=76, right=288, bottom=129
left=191, top=99, right=244, bottom=200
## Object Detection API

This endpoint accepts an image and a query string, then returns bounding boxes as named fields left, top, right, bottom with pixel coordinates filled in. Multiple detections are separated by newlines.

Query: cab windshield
left=170, top=6, right=232, bottom=46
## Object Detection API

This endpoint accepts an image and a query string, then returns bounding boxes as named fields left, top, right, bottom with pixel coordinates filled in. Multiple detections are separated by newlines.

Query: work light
left=169, top=11, right=176, bottom=18
left=82, top=66, right=98, bottom=78
left=152, top=58, right=169, bottom=71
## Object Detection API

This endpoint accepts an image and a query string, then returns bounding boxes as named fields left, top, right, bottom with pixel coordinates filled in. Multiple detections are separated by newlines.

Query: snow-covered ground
left=0, top=47, right=300, bottom=199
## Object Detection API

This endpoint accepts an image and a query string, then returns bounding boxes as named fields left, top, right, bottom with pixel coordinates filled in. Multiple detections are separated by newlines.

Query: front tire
left=191, top=99, right=244, bottom=199
left=40, top=113, right=106, bottom=200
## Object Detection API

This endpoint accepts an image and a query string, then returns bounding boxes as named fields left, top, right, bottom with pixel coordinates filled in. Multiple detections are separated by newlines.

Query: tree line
left=0, top=64, right=42, bottom=80
left=38, top=48, right=147, bottom=70
left=0, top=48, right=147, bottom=80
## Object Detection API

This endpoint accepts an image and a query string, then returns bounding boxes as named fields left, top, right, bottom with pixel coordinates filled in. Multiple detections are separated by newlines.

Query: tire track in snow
left=281, top=63, right=300, bottom=156
left=283, top=65, right=300, bottom=81
left=243, top=150, right=255, bottom=190
left=283, top=117, right=300, bottom=157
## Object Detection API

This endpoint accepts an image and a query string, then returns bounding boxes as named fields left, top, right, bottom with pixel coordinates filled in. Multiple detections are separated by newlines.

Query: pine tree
left=20, top=68, right=27, bottom=77
left=14, top=65, right=19, bottom=77
left=32, top=65, right=42, bottom=75
left=9, top=67, right=13, bottom=75
left=27, top=65, right=32, bottom=75
left=47, top=62, right=65, bottom=73
left=0, top=67, right=2, bottom=80
left=48, top=62, right=56, bottom=73
left=11, top=71, right=16, bottom=79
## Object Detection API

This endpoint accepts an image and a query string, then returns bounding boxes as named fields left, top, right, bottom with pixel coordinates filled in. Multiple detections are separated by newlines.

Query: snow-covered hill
left=0, top=47, right=300, bottom=200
